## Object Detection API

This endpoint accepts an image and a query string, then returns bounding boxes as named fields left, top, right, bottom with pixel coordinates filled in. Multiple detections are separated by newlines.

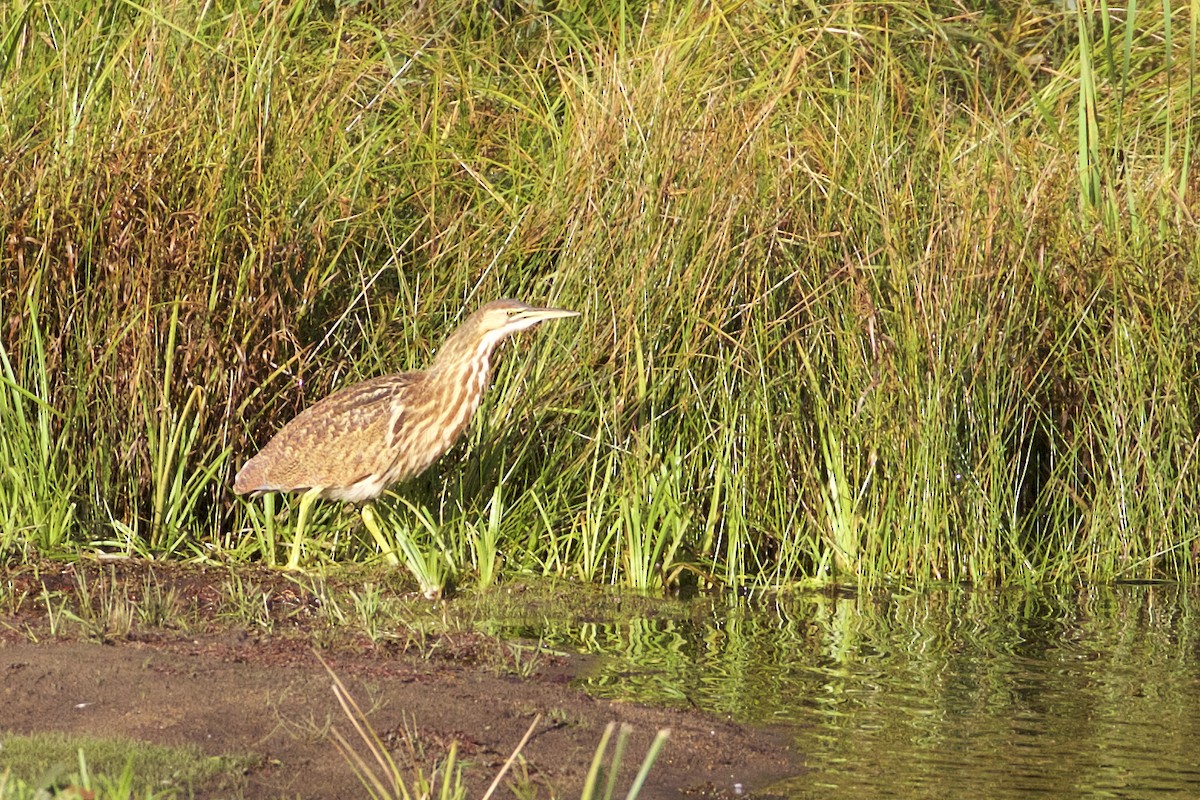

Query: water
left=488, top=584, right=1200, bottom=798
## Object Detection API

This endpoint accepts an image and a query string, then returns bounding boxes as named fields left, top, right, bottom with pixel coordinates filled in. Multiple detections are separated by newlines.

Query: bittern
left=234, top=298, right=579, bottom=569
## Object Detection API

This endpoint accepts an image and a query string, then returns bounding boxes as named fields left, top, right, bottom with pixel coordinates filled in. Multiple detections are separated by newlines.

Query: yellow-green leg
left=361, top=503, right=401, bottom=567
left=286, top=487, right=322, bottom=570
left=262, top=493, right=278, bottom=567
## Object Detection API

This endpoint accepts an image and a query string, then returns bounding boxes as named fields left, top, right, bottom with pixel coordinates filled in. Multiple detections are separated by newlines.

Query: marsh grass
left=2, top=0, right=1198, bottom=589
left=0, top=299, right=78, bottom=554
left=377, top=496, right=458, bottom=599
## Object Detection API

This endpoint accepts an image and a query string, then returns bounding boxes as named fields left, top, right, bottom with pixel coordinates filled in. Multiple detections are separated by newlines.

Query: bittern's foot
left=361, top=504, right=402, bottom=567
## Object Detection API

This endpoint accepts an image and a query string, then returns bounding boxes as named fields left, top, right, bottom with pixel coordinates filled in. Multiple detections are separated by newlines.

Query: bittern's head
left=474, top=298, right=580, bottom=335
left=468, top=302, right=580, bottom=335
left=432, top=298, right=580, bottom=371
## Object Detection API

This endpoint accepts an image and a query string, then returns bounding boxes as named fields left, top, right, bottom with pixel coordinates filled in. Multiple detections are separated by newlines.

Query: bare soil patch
left=0, top=561, right=795, bottom=798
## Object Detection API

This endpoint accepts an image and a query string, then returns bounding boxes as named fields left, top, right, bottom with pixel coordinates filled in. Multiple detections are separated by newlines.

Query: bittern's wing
left=234, top=372, right=418, bottom=498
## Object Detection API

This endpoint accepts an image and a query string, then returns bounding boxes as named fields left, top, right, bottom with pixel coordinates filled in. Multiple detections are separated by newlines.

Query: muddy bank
left=0, top=561, right=796, bottom=798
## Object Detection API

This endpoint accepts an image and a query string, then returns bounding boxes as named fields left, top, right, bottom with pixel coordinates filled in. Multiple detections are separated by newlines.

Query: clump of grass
left=2, top=0, right=1198, bottom=589
left=61, top=568, right=135, bottom=643
left=0, top=298, right=78, bottom=555
left=0, top=732, right=242, bottom=800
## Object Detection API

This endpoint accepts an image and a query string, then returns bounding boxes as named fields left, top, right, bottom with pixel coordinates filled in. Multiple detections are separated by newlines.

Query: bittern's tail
left=233, top=458, right=267, bottom=496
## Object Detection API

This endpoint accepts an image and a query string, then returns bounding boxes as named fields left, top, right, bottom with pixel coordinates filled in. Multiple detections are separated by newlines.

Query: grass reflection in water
left=490, top=584, right=1200, bottom=798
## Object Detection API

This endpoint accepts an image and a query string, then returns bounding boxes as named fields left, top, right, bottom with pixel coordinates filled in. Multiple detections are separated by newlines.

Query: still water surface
left=491, top=585, right=1200, bottom=798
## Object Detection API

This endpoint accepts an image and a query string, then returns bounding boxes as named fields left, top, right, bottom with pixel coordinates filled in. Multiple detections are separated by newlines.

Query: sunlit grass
left=0, top=299, right=78, bottom=554
left=1, top=0, right=1198, bottom=589
left=0, top=732, right=240, bottom=800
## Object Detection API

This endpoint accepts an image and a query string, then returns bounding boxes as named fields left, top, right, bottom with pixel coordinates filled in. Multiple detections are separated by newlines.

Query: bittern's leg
left=286, top=486, right=322, bottom=570
left=262, top=493, right=277, bottom=567
left=361, top=503, right=401, bottom=567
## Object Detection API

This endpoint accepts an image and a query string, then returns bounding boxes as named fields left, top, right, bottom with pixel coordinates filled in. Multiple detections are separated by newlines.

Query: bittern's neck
left=428, top=325, right=510, bottom=389
left=422, top=327, right=510, bottom=451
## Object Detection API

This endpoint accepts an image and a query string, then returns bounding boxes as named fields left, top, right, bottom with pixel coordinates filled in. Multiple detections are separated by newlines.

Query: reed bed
left=1, top=0, right=1198, bottom=590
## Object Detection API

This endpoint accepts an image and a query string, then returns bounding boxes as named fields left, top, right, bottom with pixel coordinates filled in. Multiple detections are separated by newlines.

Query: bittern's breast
left=372, top=356, right=491, bottom=490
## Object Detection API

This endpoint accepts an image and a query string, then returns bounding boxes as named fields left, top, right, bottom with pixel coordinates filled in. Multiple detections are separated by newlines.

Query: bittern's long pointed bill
left=504, top=305, right=581, bottom=332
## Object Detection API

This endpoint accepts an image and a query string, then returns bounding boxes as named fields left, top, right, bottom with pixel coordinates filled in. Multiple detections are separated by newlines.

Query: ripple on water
left=489, top=584, right=1200, bottom=799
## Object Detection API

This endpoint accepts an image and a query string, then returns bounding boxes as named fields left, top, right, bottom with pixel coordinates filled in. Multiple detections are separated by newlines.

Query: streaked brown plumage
left=234, top=298, right=579, bottom=569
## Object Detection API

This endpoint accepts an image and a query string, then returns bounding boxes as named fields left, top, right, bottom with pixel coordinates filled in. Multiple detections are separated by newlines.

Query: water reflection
left=489, top=585, right=1200, bottom=798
